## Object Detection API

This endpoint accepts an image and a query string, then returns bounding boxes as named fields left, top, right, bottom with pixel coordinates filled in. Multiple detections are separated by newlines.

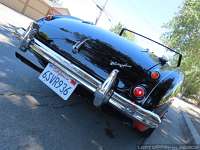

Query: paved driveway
left=0, top=4, right=145, bottom=150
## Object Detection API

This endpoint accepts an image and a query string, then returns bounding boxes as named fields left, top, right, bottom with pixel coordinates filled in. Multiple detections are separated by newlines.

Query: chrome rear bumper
left=17, top=26, right=161, bottom=128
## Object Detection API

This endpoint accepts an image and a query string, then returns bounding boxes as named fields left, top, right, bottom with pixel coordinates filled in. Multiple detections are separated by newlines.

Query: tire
left=141, top=128, right=155, bottom=137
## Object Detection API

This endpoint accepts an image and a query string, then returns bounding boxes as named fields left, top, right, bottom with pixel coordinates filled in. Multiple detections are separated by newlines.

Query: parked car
left=16, top=15, right=184, bottom=134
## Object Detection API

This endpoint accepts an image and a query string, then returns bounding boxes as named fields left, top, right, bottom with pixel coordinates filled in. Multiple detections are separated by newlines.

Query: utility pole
left=94, top=0, right=108, bottom=25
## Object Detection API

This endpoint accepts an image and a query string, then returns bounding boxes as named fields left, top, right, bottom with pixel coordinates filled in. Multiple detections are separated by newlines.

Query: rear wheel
left=141, top=128, right=155, bottom=137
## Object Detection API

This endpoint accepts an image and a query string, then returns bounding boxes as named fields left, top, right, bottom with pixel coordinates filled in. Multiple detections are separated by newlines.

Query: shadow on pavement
left=144, top=103, right=190, bottom=145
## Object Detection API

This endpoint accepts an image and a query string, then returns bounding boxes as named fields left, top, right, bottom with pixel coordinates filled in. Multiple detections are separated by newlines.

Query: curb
left=182, top=111, right=200, bottom=145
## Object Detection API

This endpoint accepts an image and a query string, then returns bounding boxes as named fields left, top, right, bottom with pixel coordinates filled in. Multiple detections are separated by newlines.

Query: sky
left=61, top=0, right=184, bottom=56
left=62, top=0, right=183, bottom=39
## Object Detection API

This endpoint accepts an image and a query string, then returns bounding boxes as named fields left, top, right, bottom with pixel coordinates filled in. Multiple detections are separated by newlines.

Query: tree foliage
left=161, top=0, right=200, bottom=97
left=110, top=22, right=135, bottom=41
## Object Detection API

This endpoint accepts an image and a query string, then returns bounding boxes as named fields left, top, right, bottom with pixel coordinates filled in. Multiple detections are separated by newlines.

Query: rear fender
left=143, top=69, right=184, bottom=110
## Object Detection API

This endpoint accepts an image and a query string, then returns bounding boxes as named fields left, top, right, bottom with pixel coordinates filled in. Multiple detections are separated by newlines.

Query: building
left=0, top=0, right=70, bottom=20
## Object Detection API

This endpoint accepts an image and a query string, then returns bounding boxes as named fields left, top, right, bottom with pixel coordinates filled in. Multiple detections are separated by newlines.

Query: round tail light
left=151, top=71, right=160, bottom=80
left=133, top=86, right=145, bottom=98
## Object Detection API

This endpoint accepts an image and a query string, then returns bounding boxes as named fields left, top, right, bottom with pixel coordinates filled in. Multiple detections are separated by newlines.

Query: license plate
left=39, top=64, right=78, bottom=100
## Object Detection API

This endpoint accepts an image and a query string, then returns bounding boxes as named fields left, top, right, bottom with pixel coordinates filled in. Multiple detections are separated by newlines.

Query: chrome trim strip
left=27, top=38, right=161, bottom=128
left=109, top=92, right=161, bottom=127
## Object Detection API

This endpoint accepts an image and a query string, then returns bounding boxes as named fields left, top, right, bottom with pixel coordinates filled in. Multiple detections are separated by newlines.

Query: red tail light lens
left=151, top=71, right=160, bottom=80
left=133, top=86, right=145, bottom=97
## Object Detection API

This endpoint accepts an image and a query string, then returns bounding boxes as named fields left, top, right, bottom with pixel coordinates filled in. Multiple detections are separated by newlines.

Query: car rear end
left=16, top=16, right=166, bottom=132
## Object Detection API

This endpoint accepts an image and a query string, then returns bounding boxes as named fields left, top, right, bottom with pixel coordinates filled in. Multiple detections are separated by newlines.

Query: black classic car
left=16, top=15, right=184, bottom=134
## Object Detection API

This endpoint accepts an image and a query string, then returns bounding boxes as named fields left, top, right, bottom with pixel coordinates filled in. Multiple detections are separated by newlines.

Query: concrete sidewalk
left=144, top=101, right=190, bottom=144
left=144, top=98, right=200, bottom=145
left=174, top=98, right=200, bottom=144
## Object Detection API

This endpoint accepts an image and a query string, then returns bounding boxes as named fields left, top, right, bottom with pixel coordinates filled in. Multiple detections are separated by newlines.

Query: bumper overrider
left=17, top=22, right=161, bottom=128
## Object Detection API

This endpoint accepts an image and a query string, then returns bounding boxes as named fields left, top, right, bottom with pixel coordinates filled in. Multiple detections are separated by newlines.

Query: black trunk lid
left=35, top=17, right=160, bottom=91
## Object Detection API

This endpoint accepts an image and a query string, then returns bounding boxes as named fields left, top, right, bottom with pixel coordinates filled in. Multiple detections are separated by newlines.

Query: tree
left=161, top=0, right=200, bottom=98
left=110, top=22, right=135, bottom=41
